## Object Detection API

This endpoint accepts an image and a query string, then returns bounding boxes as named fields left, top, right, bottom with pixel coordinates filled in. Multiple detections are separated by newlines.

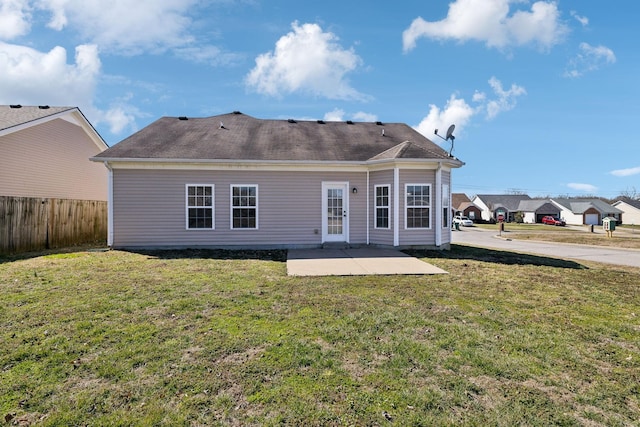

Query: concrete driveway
left=452, top=227, right=640, bottom=268
left=287, top=247, right=448, bottom=276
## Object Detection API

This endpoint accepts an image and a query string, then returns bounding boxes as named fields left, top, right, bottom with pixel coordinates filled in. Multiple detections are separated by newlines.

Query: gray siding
left=0, top=118, right=107, bottom=200
left=112, top=169, right=367, bottom=248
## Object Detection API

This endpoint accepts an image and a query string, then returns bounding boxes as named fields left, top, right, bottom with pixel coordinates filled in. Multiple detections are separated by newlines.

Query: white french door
left=322, top=182, right=349, bottom=242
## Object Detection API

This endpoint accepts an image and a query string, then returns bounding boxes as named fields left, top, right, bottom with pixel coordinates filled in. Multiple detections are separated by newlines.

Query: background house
left=551, top=198, right=623, bottom=225
left=1, top=105, right=109, bottom=253
left=92, top=112, right=464, bottom=250
left=1, top=105, right=108, bottom=200
left=472, top=194, right=532, bottom=222
left=452, top=193, right=482, bottom=222
left=612, top=198, right=640, bottom=225
left=517, top=199, right=561, bottom=223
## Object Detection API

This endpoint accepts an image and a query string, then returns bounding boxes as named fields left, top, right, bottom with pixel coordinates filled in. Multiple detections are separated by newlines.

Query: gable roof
left=517, top=199, right=559, bottom=213
left=93, top=112, right=463, bottom=165
left=0, top=104, right=107, bottom=150
left=552, top=198, right=622, bottom=214
left=475, top=194, right=532, bottom=211
left=613, top=198, right=640, bottom=210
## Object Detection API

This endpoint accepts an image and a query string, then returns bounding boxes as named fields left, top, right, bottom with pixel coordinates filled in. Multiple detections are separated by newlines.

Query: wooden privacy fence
left=0, top=196, right=107, bottom=254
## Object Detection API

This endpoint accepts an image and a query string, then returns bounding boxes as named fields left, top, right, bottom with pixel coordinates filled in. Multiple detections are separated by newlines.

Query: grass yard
left=475, top=223, right=640, bottom=249
left=1, top=246, right=639, bottom=426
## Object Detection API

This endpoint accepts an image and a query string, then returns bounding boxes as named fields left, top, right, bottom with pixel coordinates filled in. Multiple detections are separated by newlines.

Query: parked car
left=541, top=216, right=566, bottom=226
left=453, top=215, right=474, bottom=226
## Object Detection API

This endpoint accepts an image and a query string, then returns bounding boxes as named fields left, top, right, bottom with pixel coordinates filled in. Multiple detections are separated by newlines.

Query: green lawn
left=1, top=246, right=639, bottom=426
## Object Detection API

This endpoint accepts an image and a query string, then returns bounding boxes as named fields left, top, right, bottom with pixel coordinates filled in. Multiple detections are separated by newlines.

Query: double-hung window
left=375, top=185, right=390, bottom=229
left=186, top=184, right=214, bottom=229
left=405, top=184, right=430, bottom=229
left=442, top=184, right=450, bottom=228
left=231, top=185, right=258, bottom=229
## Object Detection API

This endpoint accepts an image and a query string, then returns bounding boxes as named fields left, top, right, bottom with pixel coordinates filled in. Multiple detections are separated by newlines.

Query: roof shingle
left=95, top=112, right=459, bottom=163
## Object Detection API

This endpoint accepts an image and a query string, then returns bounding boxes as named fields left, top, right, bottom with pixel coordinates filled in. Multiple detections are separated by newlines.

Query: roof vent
left=10, top=104, right=22, bottom=109
left=38, top=105, right=50, bottom=109
left=288, top=119, right=296, bottom=123
left=219, top=122, right=225, bottom=129
left=346, top=120, right=354, bottom=125
left=376, top=121, right=383, bottom=125
left=317, top=120, right=325, bottom=124
left=232, top=111, right=242, bottom=115
left=381, top=129, right=385, bottom=136
left=178, top=116, right=188, bottom=120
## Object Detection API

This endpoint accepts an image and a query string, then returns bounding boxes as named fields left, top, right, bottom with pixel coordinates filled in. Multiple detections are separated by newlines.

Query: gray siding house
left=92, top=112, right=464, bottom=249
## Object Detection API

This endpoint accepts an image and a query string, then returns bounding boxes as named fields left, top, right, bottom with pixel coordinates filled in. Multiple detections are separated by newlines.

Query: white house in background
left=551, top=198, right=623, bottom=226
left=612, top=198, right=640, bottom=225
left=92, top=112, right=464, bottom=250
left=0, top=105, right=108, bottom=200
left=472, top=194, right=532, bottom=222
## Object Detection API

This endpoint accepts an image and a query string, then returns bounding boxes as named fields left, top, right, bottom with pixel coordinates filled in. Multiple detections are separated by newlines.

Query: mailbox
left=603, top=217, right=616, bottom=231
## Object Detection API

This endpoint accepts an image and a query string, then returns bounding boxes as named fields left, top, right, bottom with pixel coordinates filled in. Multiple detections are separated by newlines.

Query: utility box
left=603, top=217, right=617, bottom=231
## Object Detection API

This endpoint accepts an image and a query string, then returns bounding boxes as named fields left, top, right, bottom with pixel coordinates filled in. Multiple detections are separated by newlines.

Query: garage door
left=585, top=214, right=599, bottom=225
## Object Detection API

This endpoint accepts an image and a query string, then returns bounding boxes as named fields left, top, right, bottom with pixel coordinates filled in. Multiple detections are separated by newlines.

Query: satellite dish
left=445, top=124, right=455, bottom=141
left=434, top=124, right=456, bottom=156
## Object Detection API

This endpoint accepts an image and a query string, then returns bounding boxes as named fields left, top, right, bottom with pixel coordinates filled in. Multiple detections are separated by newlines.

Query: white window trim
left=185, top=184, right=215, bottom=230
left=404, top=183, right=431, bottom=230
left=374, top=184, right=391, bottom=230
left=230, top=184, right=259, bottom=230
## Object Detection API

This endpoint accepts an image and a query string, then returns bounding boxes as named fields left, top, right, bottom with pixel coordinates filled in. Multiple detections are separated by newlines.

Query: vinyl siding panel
left=0, top=118, right=107, bottom=200
left=112, top=169, right=367, bottom=248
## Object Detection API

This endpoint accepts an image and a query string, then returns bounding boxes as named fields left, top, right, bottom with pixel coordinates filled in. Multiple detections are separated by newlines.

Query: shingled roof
left=0, top=105, right=75, bottom=132
left=94, top=112, right=460, bottom=163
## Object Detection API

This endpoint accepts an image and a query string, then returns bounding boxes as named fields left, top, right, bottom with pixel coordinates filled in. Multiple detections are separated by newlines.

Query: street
left=451, top=226, right=640, bottom=268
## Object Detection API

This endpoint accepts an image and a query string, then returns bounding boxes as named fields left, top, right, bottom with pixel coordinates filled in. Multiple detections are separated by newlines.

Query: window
left=405, top=184, right=430, bottom=229
left=442, top=184, right=450, bottom=228
left=375, top=185, right=390, bottom=229
left=186, top=185, right=214, bottom=229
left=231, top=185, right=258, bottom=229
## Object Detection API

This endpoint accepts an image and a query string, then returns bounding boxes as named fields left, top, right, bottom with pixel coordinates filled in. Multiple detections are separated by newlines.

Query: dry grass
left=1, top=246, right=639, bottom=425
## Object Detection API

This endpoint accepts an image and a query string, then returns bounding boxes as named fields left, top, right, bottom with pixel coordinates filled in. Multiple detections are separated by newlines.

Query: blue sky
left=1, top=0, right=637, bottom=198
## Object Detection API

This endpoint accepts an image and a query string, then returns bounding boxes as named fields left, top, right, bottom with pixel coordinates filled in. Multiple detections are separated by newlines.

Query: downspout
left=104, top=162, right=114, bottom=247
left=435, top=162, right=442, bottom=248
left=366, top=170, right=370, bottom=245
left=394, top=167, right=399, bottom=247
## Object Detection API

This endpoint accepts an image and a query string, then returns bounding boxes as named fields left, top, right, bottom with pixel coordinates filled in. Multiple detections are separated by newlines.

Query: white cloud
left=570, top=10, right=589, bottom=26
left=414, top=76, right=525, bottom=147
left=0, top=41, right=100, bottom=105
left=245, top=22, right=366, bottom=100
left=0, top=0, right=31, bottom=40
left=564, top=42, right=616, bottom=78
left=0, top=41, right=141, bottom=136
left=567, top=183, right=598, bottom=193
left=352, top=111, right=378, bottom=122
left=610, top=166, right=640, bottom=177
left=484, top=76, right=526, bottom=119
left=402, top=0, right=568, bottom=52
left=414, top=95, right=475, bottom=144
left=36, top=0, right=199, bottom=55
left=324, top=108, right=345, bottom=122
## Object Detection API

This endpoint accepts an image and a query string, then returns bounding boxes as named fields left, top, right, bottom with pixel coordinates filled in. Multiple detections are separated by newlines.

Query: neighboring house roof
left=552, top=198, right=622, bottom=214
left=452, top=193, right=471, bottom=208
left=94, top=112, right=462, bottom=165
left=0, top=104, right=107, bottom=150
left=613, top=198, right=640, bottom=210
left=475, top=194, right=532, bottom=211
left=517, top=199, right=559, bottom=212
